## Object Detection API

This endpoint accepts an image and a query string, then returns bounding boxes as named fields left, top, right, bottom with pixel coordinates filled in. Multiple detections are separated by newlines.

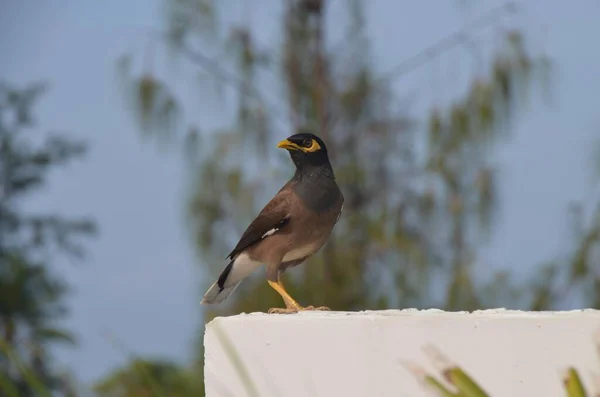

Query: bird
left=200, top=132, right=344, bottom=314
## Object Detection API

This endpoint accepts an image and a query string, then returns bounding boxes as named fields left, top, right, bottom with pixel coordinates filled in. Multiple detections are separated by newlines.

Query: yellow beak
left=277, top=139, right=301, bottom=151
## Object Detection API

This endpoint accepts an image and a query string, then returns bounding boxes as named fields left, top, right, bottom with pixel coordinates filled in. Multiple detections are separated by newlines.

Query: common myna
left=200, top=132, right=344, bottom=314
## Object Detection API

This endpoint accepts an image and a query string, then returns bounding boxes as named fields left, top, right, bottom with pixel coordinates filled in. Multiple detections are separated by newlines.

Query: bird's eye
left=303, top=139, right=313, bottom=148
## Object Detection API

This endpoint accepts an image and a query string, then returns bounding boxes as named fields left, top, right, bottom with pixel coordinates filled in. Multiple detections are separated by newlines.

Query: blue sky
left=1, top=0, right=600, bottom=388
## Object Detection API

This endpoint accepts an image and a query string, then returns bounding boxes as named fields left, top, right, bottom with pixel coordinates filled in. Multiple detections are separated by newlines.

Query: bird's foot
left=267, top=305, right=331, bottom=314
left=310, top=306, right=331, bottom=311
left=268, top=307, right=298, bottom=314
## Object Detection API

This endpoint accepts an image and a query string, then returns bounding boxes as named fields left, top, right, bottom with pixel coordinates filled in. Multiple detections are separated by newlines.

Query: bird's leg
left=267, top=280, right=330, bottom=314
left=267, top=280, right=302, bottom=313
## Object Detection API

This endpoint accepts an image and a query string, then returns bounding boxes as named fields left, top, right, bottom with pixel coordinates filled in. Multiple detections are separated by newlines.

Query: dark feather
left=217, top=259, right=234, bottom=291
left=226, top=188, right=293, bottom=260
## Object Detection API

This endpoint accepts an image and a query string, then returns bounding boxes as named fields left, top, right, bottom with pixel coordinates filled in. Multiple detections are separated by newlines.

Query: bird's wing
left=226, top=187, right=293, bottom=260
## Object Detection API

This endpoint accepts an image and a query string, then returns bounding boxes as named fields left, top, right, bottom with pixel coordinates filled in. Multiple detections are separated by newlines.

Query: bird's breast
left=282, top=243, right=319, bottom=262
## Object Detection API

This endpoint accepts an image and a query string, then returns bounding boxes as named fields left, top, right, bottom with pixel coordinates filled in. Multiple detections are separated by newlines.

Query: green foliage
left=564, top=368, right=587, bottom=397
left=563, top=196, right=600, bottom=308
left=406, top=332, right=600, bottom=397
left=0, top=81, right=97, bottom=396
left=108, top=0, right=600, bottom=395
left=405, top=344, right=493, bottom=397
left=527, top=138, right=600, bottom=311
left=93, top=358, right=204, bottom=397
left=118, top=0, right=552, bottom=319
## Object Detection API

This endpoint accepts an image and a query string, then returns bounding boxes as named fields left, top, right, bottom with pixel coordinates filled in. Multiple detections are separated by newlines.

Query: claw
left=267, top=305, right=331, bottom=314
left=268, top=307, right=299, bottom=314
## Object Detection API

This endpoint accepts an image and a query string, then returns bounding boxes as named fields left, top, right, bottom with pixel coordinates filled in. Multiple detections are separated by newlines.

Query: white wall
left=204, top=309, right=600, bottom=396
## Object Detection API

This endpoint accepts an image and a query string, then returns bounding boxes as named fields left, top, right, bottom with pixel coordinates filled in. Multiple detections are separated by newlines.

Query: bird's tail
left=201, top=279, right=239, bottom=305
left=200, top=253, right=261, bottom=305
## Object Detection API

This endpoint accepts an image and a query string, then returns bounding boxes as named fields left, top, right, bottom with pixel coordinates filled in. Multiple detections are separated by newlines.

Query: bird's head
left=277, top=133, right=330, bottom=170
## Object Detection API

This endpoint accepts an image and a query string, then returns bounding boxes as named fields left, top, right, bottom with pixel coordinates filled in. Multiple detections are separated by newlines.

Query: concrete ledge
left=204, top=309, right=600, bottom=396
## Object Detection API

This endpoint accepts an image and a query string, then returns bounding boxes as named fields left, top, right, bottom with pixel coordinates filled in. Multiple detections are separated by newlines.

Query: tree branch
left=375, top=1, right=518, bottom=85
left=149, top=31, right=290, bottom=131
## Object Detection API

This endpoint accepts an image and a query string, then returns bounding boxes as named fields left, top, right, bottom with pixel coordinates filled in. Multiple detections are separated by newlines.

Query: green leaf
left=34, top=327, right=77, bottom=345
left=563, top=367, right=587, bottom=397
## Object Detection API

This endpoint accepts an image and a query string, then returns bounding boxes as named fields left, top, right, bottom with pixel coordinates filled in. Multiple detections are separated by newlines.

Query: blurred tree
left=118, top=0, right=551, bottom=314
left=528, top=140, right=600, bottom=310
left=0, top=82, right=97, bottom=396
left=93, top=358, right=203, bottom=397
left=110, top=0, right=556, bottom=394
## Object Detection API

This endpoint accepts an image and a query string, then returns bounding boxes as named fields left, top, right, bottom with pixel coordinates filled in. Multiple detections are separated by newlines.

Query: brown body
left=245, top=180, right=343, bottom=281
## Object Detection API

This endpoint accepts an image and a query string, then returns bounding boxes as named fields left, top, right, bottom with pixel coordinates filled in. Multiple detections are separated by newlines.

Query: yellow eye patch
left=303, top=139, right=321, bottom=152
left=277, top=138, right=322, bottom=153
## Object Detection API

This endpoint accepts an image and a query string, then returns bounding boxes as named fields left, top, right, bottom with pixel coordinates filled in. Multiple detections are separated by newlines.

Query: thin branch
left=325, top=1, right=520, bottom=136
left=375, top=1, right=518, bottom=85
left=150, top=2, right=519, bottom=138
left=149, top=31, right=290, bottom=131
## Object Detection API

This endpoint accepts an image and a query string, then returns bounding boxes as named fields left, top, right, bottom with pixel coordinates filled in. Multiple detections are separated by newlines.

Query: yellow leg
left=267, top=280, right=330, bottom=314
